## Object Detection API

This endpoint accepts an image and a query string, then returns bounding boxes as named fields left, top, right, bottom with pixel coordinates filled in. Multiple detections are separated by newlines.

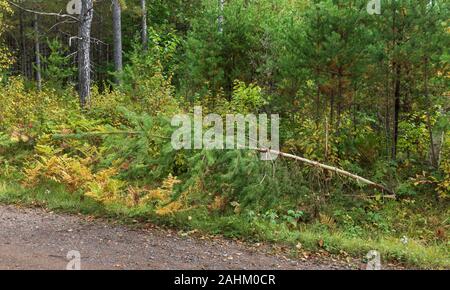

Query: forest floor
left=0, top=204, right=408, bottom=270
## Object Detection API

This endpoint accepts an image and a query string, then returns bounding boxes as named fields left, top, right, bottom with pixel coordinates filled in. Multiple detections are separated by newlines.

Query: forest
left=0, top=0, right=448, bottom=269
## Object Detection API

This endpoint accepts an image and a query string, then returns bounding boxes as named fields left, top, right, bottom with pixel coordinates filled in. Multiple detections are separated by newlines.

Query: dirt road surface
left=0, top=204, right=371, bottom=270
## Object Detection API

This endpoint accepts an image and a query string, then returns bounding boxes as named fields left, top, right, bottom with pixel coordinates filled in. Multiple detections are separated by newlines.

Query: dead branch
left=258, top=148, right=396, bottom=196
left=343, top=194, right=397, bottom=200
left=7, top=1, right=80, bottom=22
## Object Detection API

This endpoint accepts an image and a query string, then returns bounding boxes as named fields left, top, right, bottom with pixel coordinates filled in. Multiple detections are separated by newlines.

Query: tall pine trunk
left=112, top=0, right=123, bottom=85
left=33, top=14, right=41, bottom=91
left=141, top=0, right=148, bottom=50
left=392, top=62, right=401, bottom=159
left=391, top=1, right=401, bottom=160
left=384, top=63, right=391, bottom=157
left=424, top=57, right=438, bottom=168
left=337, top=70, right=343, bottom=129
left=78, top=0, right=94, bottom=108
left=19, top=11, right=27, bottom=77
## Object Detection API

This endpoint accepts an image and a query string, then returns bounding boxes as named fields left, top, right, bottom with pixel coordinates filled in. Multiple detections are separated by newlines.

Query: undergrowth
left=0, top=178, right=448, bottom=269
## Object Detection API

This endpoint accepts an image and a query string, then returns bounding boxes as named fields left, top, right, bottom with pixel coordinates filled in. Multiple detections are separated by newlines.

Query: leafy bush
left=119, top=36, right=180, bottom=116
left=41, top=39, right=76, bottom=88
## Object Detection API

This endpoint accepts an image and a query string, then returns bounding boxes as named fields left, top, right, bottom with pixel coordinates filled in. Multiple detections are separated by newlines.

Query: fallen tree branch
left=258, top=148, right=396, bottom=196
left=51, top=131, right=171, bottom=140
left=7, top=1, right=80, bottom=22
left=343, top=194, right=397, bottom=200
left=52, top=131, right=142, bottom=140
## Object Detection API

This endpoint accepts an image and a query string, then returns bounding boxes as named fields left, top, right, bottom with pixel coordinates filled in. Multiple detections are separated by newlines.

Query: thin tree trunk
left=141, top=0, right=148, bottom=50
left=392, top=62, right=401, bottom=159
left=112, top=0, right=122, bottom=85
left=33, top=14, right=42, bottom=91
left=385, top=63, right=391, bottom=157
left=330, top=85, right=335, bottom=128
left=218, top=0, right=225, bottom=33
left=391, top=1, right=401, bottom=160
left=437, top=131, right=445, bottom=166
left=325, top=117, right=329, bottom=161
left=424, top=57, right=437, bottom=168
left=337, top=71, right=343, bottom=129
left=78, top=0, right=94, bottom=108
left=19, top=11, right=27, bottom=77
left=315, top=82, right=320, bottom=127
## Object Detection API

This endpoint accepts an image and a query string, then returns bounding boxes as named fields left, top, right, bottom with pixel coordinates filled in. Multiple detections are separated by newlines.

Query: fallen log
left=257, top=148, right=396, bottom=196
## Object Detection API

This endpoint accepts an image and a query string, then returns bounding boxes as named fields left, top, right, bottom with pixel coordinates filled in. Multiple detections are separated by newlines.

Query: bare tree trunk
left=112, top=0, right=122, bottom=85
left=141, top=0, right=148, bottom=50
left=424, top=57, right=438, bottom=168
left=218, top=0, right=225, bottom=33
left=392, top=62, right=401, bottom=159
left=325, top=117, right=329, bottom=161
left=19, top=11, right=27, bottom=77
left=329, top=85, right=335, bottom=128
left=33, top=14, right=41, bottom=91
left=337, top=71, right=343, bottom=129
left=78, top=0, right=94, bottom=108
left=315, top=83, right=320, bottom=127
left=384, top=63, right=391, bottom=157
left=391, top=1, right=402, bottom=160
left=437, top=131, right=445, bottom=166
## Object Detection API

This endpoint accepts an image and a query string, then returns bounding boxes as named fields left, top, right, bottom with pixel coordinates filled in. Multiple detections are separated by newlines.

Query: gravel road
left=0, top=204, right=369, bottom=270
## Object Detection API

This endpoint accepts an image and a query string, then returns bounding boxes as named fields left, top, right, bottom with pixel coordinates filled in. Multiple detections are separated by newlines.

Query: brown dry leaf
left=318, top=239, right=324, bottom=248
left=436, top=228, right=447, bottom=241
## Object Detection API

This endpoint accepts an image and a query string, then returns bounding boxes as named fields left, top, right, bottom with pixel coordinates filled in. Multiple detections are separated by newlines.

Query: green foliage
left=180, top=0, right=278, bottom=98
left=41, top=39, right=75, bottom=88
left=228, top=81, right=267, bottom=114
left=119, top=35, right=179, bottom=116
left=0, top=0, right=12, bottom=77
left=0, top=0, right=449, bottom=269
left=0, top=77, right=77, bottom=136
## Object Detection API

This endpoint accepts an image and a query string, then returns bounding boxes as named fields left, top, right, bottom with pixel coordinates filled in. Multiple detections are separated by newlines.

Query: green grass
left=0, top=179, right=448, bottom=269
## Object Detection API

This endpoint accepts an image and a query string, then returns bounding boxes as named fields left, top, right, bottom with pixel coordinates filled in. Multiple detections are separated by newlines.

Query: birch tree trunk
left=141, top=0, right=148, bottom=50
left=33, top=14, right=41, bottom=91
left=218, top=0, right=225, bottom=33
left=78, top=0, right=94, bottom=108
left=112, top=0, right=122, bottom=85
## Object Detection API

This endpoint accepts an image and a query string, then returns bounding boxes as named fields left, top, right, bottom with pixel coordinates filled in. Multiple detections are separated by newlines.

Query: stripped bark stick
left=51, top=131, right=171, bottom=140
left=257, top=148, right=395, bottom=196
left=7, top=0, right=80, bottom=21
left=343, top=194, right=397, bottom=200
